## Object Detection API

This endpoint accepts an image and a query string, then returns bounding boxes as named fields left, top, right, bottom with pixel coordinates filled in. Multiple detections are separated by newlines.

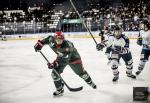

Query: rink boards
left=0, top=31, right=139, bottom=40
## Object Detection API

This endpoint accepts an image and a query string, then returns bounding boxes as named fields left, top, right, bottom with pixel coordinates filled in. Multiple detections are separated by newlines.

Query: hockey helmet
left=104, top=26, right=110, bottom=34
left=141, top=20, right=150, bottom=30
left=144, top=22, right=150, bottom=30
left=54, top=31, right=64, bottom=44
left=114, top=25, right=122, bottom=39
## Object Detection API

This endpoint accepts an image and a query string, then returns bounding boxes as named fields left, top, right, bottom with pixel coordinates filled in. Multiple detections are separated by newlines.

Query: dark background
left=1, top=0, right=149, bottom=10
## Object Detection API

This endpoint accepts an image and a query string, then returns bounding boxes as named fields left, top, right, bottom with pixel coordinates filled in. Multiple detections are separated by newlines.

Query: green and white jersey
left=42, top=36, right=81, bottom=63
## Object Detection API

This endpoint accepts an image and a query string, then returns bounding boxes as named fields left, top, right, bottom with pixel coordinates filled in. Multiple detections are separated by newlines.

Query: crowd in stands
left=0, top=0, right=150, bottom=33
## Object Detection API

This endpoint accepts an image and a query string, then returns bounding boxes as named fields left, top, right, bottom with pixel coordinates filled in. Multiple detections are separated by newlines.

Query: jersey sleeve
left=122, top=35, right=129, bottom=48
left=104, top=35, right=114, bottom=47
left=41, top=35, right=54, bottom=45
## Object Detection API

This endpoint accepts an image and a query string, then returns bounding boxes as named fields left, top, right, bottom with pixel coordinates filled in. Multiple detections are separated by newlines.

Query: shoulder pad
left=122, top=34, right=128, bottom=39
left=48, top=35, right=54, bottom=41
left=108, top=34, right=115, bottom=37
left=64, top=40, right=74, bottom=47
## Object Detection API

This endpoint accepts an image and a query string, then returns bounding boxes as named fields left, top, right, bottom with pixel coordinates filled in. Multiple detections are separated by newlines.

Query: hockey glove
left=137, top=38, right=142, bottom=46
left=96, top=43, right=105, bottom=51
left=47, top=60, right=59, bottom=69
left=34, top=40, right=44, bottom=52
left=143, top=44, right=150, bottom=49
left=121, top=48, right=130, bottom=54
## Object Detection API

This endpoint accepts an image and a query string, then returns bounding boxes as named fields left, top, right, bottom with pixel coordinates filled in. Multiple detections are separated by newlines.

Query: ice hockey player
left=136, top=20, right=150, bottom=75
left=34, top=31, right=97, bottom=96
left=96, top=26, right=136, bottom=82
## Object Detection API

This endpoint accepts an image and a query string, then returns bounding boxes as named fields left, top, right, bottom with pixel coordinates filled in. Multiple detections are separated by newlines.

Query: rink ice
left=0, top=38, right=150, bottom=103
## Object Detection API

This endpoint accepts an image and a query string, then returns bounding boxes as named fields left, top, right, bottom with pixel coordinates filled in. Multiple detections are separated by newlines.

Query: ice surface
left=0, top=38, right=150, bottom=103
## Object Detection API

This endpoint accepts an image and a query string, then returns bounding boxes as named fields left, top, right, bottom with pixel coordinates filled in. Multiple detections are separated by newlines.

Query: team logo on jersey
left=49, top=42, right=55, bottom=47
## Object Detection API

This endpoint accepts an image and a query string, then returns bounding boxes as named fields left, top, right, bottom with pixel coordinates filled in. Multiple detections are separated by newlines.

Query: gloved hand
left=121, top=47, right=130, bottom=54
left=47, top=60, right=59, bottom=69
left=137, top=38, right=142, bottom=46
left=34, top=40, right=44, bottom=52
left=143, top=44, right=150, bottom=49
left=96, top=43, right=105, bottom=51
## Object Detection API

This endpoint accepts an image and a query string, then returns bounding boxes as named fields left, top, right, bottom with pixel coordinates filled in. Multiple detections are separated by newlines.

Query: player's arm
left=119, top=35, right=130, bottom=54
left=137, top=32, right=142, bottom=46
left=123, top=35, right=129, bottom=48
left=96, top=35, right=114, bottom=51
left=34, top=36, right=53, bottom=52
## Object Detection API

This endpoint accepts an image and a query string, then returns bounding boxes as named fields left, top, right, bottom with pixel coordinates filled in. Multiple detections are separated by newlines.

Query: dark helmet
left=114, top=25, right=122, bottom=39
left=114, top=25, right=121, bottom=31
left=142, top=20, right=150, bottom=29
left=145, top=22, right=150, bottom=29
left=104, top=26, right=110, bottom=34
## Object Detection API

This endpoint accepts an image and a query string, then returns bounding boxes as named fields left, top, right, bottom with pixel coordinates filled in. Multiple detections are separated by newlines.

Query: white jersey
left=103, top=33, right=111, bottom=41
left=140, top=30, right=150, bottom=47
left=103, top=32, right=115, bottom=42
left=105, top=34, right=129, bottom=49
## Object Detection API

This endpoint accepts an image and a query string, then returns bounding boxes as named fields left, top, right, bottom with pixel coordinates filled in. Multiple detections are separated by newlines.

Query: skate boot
left=53, top=88, right=64, bottom=96
left=112, top=71, right=119, bottom=82
left=88, top=81, right=97, bottom=89
left=127, top=74, right=136, bottom=79
left=112, top=76, right=119, bottom=82
left=127, top=72, right=136, bottom=79
left=135, top=71, right=141, bottom=75
left=136, top=66, right=143, bottom=75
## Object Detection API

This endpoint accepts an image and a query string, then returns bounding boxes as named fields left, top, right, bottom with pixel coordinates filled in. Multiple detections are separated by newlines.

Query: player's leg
left=51, top=64, right=67, bottom=96
left=110, top=52, right=120, bottom=82
left=111, top=59, right=119, bottom=82
left=69, top=61, right=97, bottom=89
left=105, top=47, right=112, bottom=65
left=136, top=49, right=150, bottom=75
left=122, top=53, right=136, bottom=79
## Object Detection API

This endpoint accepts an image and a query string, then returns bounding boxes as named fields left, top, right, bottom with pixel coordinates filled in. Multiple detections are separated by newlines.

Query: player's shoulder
left=42, top=35, right=55, bottom=44
left=47, top=35, right=55, bottom=42
left=121, top=34, right=128, bottom=39
left=64, top=39, right=72, bottom=43
left=108, top=34, right=115, bottom=39
left=107, top=33, right=114, bottom=36
left=64, top=40, right=74, bottom=47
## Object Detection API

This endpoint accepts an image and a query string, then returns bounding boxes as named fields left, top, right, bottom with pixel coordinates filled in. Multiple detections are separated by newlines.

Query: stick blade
left=69, top=86, right=83, bottom=92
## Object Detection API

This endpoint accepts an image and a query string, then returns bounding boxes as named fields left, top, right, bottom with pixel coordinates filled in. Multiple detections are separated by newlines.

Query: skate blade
left=53, top=93, right=63, bottom=97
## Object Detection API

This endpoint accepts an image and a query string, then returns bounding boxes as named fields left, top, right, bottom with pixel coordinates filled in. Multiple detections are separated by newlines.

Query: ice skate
left=88, top=81, right=97, bottom=89
left=112, top=76, right=119, bottom=82
left=127, top=74, right=136, bottom=79
left=53, top=88, right=64, bottom=96
left=135, top=70, right=141, bottom=75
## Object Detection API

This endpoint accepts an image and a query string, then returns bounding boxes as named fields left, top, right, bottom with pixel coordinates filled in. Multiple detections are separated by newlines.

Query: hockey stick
left=70, top=0, right=98, bottom=45
left=39, top=51, right=83, bottom=92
